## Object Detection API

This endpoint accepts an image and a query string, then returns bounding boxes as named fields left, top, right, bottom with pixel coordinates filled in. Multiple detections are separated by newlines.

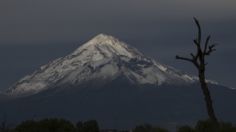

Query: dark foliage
left=177, top=125, right=195, bottom=132
left=195, top=120, right=236, bottom=132
left=14, top=119, right=76, bottom=132
left=1, top=118, right=236, bottom=132
left=177, top=120, right=236, bottom=132
left=10, top=119, right=100, bottom=132
left=76, top=120, right=99, bottom=132
left=132, top=124, right=169, bottom=132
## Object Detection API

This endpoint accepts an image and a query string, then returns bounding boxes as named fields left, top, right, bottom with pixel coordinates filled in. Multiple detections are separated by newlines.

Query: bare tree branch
left=190, top=53, right=195, bottom=59
left=176, top=55, right=200, bottom=68
left=194, top=17, right=202, bottom=44
left=176, top=55, right=193, bottom=62
left=204, top=35, right=211, bottom=54
left=176, top=18, right=219, bottom=125
left=193, top=39, right=199, bottom=46
left=205, top=44, right=217, bottom=55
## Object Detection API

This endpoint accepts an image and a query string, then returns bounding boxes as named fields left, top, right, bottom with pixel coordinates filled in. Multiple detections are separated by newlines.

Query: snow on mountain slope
left=7, top=34, right=196, bottom=96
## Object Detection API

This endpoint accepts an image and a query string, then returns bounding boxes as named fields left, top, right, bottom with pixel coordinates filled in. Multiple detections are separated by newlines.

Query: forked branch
left=176, top=18, right=219, bottom=125
left=204, top=44, right=217, bottom=55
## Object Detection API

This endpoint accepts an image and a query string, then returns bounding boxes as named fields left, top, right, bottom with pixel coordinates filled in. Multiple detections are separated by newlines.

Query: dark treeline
left=1, top=118, right=236, bottom=132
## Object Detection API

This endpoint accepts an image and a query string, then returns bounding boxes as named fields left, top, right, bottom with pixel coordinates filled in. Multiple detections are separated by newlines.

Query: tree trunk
left=198, top=71, right=219, bottom=125
left=176, top=18, right=220, bottom=129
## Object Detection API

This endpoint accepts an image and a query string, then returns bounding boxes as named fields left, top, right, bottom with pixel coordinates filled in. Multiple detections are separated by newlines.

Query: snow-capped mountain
left=7, top=34, right=196, bottom=96
left=1, top=34, right=236, bottom=129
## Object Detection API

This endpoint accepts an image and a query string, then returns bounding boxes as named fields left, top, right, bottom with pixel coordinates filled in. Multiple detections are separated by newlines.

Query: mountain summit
left=8, top=34, right=195, bottom=96
left=2, top=34, right=236, bottom=128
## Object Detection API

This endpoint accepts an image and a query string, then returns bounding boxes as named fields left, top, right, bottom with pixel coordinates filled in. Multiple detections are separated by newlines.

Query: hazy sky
left=0, top=0, right=236, bottom=90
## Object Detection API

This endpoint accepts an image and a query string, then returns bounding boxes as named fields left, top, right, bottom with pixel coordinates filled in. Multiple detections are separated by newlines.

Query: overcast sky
left=0, top=0, right=236, bottom=90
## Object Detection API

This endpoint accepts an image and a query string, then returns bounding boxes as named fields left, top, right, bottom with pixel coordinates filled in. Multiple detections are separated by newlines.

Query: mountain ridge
left=8, top=34, right=197, bottom=96
left=1, top=34, right=236, bottom=129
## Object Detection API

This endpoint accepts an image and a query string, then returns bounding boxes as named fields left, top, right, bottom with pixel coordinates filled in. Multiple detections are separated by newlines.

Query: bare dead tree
left=176, top=18, right=219, bottom=125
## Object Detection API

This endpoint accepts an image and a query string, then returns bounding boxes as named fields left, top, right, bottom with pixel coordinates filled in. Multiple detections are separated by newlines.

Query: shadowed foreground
left=1, top=118, right=236, bottom=132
